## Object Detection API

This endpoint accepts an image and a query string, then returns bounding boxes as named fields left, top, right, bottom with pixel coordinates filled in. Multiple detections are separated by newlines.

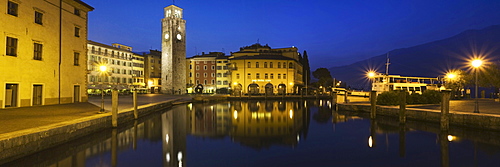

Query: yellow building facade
left=229, top=43, right=304, bottom=95
left=0, top=0, right=93, bottom=108
left=87, top=41, right=137, bottom=95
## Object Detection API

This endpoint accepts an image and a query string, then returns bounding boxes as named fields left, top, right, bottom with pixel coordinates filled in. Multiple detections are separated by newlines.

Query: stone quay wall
left=338, top=104, right=500, bottom=131
left=0, top=100, right=178, bottom=164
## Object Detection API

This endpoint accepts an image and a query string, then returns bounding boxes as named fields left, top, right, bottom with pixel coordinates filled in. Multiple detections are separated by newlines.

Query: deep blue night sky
left=84, top=0, right=500, bottom=70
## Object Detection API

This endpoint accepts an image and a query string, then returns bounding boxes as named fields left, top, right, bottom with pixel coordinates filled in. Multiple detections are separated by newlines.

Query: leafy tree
left=479, top=62, right=500, bottom=88
left=444, top=69, right=469, bottom=99
left=312, top=68, right=333, bottom=88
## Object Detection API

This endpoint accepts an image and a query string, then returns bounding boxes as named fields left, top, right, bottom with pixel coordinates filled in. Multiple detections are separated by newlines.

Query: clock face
left=177, top=34, right=182, bottom=40
left=164, top=33, right=169, bottom=40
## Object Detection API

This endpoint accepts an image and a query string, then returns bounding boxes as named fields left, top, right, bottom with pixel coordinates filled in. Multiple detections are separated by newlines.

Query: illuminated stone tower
left=161, top=5, right=186, bottom=94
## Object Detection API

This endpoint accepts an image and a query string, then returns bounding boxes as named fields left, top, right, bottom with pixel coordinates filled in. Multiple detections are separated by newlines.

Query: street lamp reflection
left=368, top=136, right=373, bottom=148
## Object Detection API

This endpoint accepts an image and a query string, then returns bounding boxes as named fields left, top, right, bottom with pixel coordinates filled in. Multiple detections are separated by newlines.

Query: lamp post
left=472, top=59, right=482, bottom=113
left=99, top=65, right=107, bottom=112
left=367, top=71, right=376, bottom=91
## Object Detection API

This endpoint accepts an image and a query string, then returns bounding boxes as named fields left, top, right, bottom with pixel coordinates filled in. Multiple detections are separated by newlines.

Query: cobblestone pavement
left=0, top=94, right=191, bottom=134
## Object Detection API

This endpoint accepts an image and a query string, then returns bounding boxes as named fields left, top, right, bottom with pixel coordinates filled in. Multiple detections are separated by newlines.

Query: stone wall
left=0, top=100, right=176, bottom=164
left=338, top=104, right=500, bottom=131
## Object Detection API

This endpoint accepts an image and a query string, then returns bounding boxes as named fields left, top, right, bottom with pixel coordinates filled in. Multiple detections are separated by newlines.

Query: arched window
left=289, top=62, right=293, bottom=68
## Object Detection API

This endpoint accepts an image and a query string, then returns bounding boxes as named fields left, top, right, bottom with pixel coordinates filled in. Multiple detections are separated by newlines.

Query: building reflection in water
left=6, top=100, right=500, bottom=166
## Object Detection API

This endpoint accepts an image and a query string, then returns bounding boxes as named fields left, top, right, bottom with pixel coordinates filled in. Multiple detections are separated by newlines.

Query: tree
left=444, top=69, right=469, bottom=98
left=312, top=68, right=333, bottom=88
left=478, top=62, right=500, bottom=97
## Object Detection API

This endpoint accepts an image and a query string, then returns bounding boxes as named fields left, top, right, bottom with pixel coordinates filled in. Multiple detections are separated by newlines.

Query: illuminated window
left=223, top=81, right=228, bottom=85
left=217, top=81, right=221, bottom=85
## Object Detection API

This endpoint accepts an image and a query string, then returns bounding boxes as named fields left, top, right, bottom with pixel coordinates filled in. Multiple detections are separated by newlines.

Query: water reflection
left=4, top=100, right=500, bottom=166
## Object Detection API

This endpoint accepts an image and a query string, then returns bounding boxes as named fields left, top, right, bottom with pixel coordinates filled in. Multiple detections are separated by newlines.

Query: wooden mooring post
left=344, top=90, right=349, bottom=103
left=133, top=90, right=138, bottom=119
left=399, top=90, right=406, bottom=124
left=441, top=90, right=451, bottom=131
left=370, top=91, right=377, bottom=119
left=112, top=89, right=118, bottom=128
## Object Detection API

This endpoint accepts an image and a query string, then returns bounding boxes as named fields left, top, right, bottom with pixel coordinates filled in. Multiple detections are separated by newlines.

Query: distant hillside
left=329, top=25, right=500, bottom=89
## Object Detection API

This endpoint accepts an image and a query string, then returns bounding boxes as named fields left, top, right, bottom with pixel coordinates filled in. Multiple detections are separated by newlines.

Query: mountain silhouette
left=329, top=25, right=500, bottom=89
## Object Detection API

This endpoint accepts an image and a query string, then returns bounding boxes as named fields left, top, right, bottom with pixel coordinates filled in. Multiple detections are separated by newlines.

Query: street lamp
left=99, top=65, right=107, bottom=112
left=471, top=59, right=482, bottom=113
left=367, top=71, right=376, bottom=91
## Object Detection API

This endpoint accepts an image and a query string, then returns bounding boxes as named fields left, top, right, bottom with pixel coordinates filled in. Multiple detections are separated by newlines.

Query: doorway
left=74, top=85, right=80, bottom=102
left=33, top=85, right=42, bottom=106
left=5, top=84, right=18, bottom=107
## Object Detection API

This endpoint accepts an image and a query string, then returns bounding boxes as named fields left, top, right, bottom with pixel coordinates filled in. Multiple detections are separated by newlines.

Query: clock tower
left=161, top=5, right=186, bottom=94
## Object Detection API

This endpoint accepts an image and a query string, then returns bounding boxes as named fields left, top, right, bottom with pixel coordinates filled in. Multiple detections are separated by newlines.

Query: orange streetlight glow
left=99, top=65, right=107, bottom=72
left=472, top=59, right=483, bottom=68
